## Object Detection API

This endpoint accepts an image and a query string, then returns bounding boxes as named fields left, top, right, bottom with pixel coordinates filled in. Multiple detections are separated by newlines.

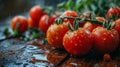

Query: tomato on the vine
left=83, top=17, right=105, bottom=32
left=83, top=22, right=100, bottom=32
left=114, top=19, right=120, bottom=38
left=63, top=28, right=93, bottom=56
left=61, top=10, right=78, bottom=25
left=46, top=23, right=69, bottom=48
left=92, top=27, right=119, bottom=54
left=106, top=7, right=120, bottom=19
left=10, top=16, right=28, bottom=33
left=39, top=15, right=57, bottom=33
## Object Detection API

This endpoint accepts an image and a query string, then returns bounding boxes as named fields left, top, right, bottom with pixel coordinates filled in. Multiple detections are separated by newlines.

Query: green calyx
left=68, top=19, right=79, bottom=31
left=55, top=18, right=64, bottom=25
left=102, top=20, right=116, bottom=30
left=103, top=15, right=116, bottom=30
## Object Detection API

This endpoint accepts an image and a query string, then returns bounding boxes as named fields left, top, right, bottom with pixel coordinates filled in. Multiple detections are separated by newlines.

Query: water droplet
left=103, top=38, right=106, bottom=40
left=75, top=43, right=78, bottom=46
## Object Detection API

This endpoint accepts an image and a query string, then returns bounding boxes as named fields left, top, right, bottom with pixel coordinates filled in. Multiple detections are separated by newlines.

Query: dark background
left=0, top=0, right=66, bottom=19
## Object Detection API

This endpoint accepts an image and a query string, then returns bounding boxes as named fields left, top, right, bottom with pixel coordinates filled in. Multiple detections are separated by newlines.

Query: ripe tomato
left=63, top=28, right=93, bottom=56
left=83, top=17, right=105, bottom=32
left=103, top=53, right=111, bottom=61
left=29, top=5, right=46, bottom=22
left=46, top=23, right=69, bottom=48
left=114, top=19, right=120, bottom=39
left=28, top=17, right=38, bottom=28
left=10, top=16, right=28, bottom=33
left=39, top=15, right=57, bottom=33
left=48, top=15, right=57, bottom=25
left=106, top=7, right=120, bottom=19
left=61, top=10, right=78, bottom=25
left=83, top=22, right=100, bottom=32
left=92, top=27, right=119, bottom=54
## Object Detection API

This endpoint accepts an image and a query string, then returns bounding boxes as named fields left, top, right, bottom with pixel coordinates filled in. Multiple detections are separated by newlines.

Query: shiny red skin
left=61, top=10, right=78, bottom=25
left=63, top=28, right=93, bottom=56
left=29, top=5, right=46, bottom=22
left=48, top=15, right=57, bottom=25
left=106, top=7, right=120, bottom=19
left=83, top=17, right=105, bottom=32
left=92, top=27, right=119, bottom=54
left=28, top=17, right=38, bottom=28
left=47, top=23, right=69, bottom=48
left=114, top=19, right=120, bottom=38
left=11, top=16, right=28, bottom=33
left=83, top=22, right=101, bottom=32
left=39, top=15, right=57, bottom=33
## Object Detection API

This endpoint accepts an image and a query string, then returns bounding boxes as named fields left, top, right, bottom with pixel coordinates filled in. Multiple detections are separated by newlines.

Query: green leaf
left=3, top=28, right=10, bottom=35
left=43, top=38, right=48, bottom=44
left=57, top=2, right=66, bottom=9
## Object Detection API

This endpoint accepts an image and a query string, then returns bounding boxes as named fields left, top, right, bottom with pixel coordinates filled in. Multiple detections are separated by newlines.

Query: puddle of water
left=33, top=54, right=48, bottom=61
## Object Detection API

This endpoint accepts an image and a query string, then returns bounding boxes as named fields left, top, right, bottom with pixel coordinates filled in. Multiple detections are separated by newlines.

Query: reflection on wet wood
left=0, top=38, right=120, bottom=67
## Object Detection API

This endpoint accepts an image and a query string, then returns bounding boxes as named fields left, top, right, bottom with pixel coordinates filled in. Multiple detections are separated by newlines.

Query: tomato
left=28, top=17, right=38, bottom=28
left=46, top=23, right=69, bottom=48
left=92, top=27, right=119, bottom=54
left=106, top=7, right=120, bottom=19
left=103, top=53, right=111, bottom=61
left=63, top=28, right=93, bottom=56
left=10, top=16, right=28, bottom=33
left=61, top=10, right=78, bottom=25
left=39, top=15, right=57, bottom=33
left=48, top=15, right=57, bottom=26
left=29, top=5, right=46, bottom=22
left=114, top=19, right=120, bottom=39
left=83, top=22, right=100, bottom=32
left=83, top=17, right=105, bottom=32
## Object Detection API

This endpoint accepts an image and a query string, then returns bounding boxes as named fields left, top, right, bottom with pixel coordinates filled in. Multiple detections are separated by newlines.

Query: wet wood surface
left=0, top=37, right=120, bottom=67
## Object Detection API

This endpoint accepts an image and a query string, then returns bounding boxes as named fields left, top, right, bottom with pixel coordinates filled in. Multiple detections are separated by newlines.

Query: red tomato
left=103, top=53, right=111, bottom=61
left=46, top=23, right=69, bottom=48
left=61, top=10, right=78, bottom=25
left=28, top=17, right=38, bottom=28
left=39, top=15, right=49, bottom=33
left=48, top=15, right=57, bottom=25
left=83, top=17, right=105, bottom=32
left=10, top=16, right=28, bottom=33
left=106, top=7, right=120, bottom=19
left=92, top=27, right=119, bottom=54
left=39, top=15, right=57, bottom=33
left=63, top=28, right=93, bottom=56
left=114, top=19, right=120, bottom=39
left=83, top=22, right=101, bottom=32
left=29, top=5, right=46, bottom=22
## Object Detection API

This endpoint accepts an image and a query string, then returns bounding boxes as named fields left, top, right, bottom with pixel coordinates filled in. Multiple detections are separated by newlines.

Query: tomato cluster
left=10, top=5, right=57, bottom=34
left=10, top=5, right=120, bottom=56
left=46, top=9, right=120, bottom=56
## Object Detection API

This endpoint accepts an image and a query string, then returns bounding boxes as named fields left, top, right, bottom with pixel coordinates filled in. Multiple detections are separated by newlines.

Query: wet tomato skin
left=46, top=23, right=69, bottom=48
left=39, top=15, right=49, bottom=33
left=61, top=10, right=78, bottom=25
left=92, top=27, right=119, bottom=54
left=39, top=15, right=57, bottom=33
left=63, top=28, right=93, bottom=56
left=83, top=22, right=101, bottom=32
left=11, top=16, right=28, bottom=33
left=114, top=19, right=120, bottom=39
